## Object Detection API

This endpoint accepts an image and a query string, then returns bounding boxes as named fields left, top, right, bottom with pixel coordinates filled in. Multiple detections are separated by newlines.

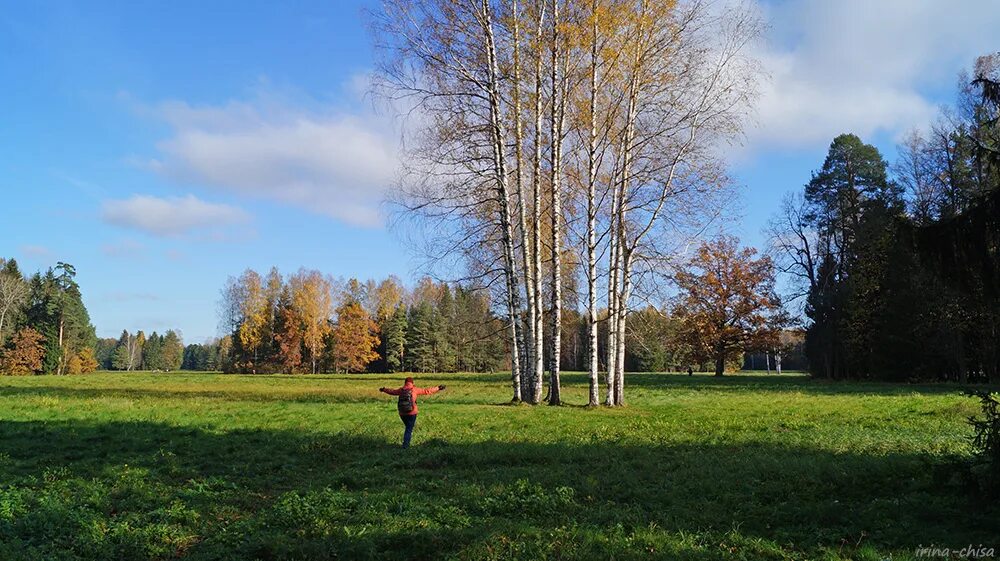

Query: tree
left=273, top=286, right=304, bottom=374
left=237, top=270, right=267, bottom=373
left=674, top=237, right=783, bottom=377
left=375, top=0, right=763, bottom=405
left=162, top=331, right=184, bottom=371
left=0, top=263, right=28, bottom=347
left=112, top=330, right=139, bottom=371
left=77, top=347, right=99, bottom=373
left=290, top=269, right=333, bottom=374
left=381, top=305, right=407, bottom=372
left=1, top=327, right=45, bottom=375
left=331, top=302, right=381, bottom=373
left=143, top=332, right=163, bottom=370
left=24, top=263, right=96, bottom=374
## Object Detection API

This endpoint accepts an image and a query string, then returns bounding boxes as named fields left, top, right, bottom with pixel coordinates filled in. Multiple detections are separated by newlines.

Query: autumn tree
left=236, top=270, right=267, bottom=373
left=331, top=301, right=381, bottom=373
left=674, top=237, right=783, bottom=377
left=77, top=347, right=99, bottom=373
left=161, top=330, right=184, bottom=371
left=375, top=0, right=763, bottom=405
left=1, top=327, right=45, bottom=375
left=290, top=269, right=333, bottom=374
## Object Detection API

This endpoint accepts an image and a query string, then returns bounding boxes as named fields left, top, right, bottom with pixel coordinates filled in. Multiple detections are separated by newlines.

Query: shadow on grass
left=0, top=419, right=994, bottom=560
left=576, top=372, right=998, bottom=397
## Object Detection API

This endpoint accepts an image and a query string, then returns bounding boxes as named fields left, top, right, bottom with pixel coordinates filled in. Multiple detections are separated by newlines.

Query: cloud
left=101, top=194, right=249, bottom=237
left=142, top=90, right=398, bottom=228
left=102, top=291, right=162, bottom=302
left=101, top=239, right=145, bottom=258
left=745, top=0, right=1000, bottom=152
left=19, top=245, right=51, bottom=259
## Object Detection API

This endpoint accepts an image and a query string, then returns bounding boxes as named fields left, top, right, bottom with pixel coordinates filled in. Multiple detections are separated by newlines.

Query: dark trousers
left=400, top=414, right=417, bottom=448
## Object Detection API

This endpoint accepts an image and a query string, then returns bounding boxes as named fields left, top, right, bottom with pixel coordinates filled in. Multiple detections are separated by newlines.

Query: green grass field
left=0, top=371, right=995, bottom=560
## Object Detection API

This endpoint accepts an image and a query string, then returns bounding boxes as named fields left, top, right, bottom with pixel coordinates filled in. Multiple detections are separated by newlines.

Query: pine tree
left=382, top=305, right=407, bottom=373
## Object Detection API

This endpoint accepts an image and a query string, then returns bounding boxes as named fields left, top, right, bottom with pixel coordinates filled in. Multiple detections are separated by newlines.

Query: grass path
left=0, top=371, right=994, bottom=560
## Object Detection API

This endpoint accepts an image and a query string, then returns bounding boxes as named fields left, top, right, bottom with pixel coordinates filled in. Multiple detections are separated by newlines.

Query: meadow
left=0, top=371, right=995, bottom=560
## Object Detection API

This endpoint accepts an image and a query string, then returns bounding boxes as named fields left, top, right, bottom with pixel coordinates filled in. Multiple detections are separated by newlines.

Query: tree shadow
left=611, top=372, right=998, bottom=396
left=0, top=419, right=993, bottom=560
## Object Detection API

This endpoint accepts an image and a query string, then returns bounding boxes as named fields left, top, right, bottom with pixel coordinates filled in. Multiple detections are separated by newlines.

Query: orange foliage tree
left=673, top=236, right=784, bottom=376
left=331, top=302, right=380, bottom=373
left=1, top=327, right=46, bottom=375
left=274, top=291, right=304, bottom=374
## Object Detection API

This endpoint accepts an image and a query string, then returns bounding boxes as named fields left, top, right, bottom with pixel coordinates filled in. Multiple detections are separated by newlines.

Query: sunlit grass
left=0, top=371, right=994, bottom=560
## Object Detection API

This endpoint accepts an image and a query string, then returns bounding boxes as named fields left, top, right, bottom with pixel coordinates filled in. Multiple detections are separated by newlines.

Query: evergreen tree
left=143, top=332, right=164, bottom=370
left=382, top=305, right=407, bottom=373
left=23, top=263, right=95, bottom=374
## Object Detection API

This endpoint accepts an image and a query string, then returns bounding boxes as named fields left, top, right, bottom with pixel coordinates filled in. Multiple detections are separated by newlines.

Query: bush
left=967, top=390, right=1000, bottom=497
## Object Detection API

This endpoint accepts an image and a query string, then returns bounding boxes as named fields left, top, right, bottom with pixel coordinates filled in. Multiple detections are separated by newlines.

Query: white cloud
left=101, top=194, right=249, bottom=237
left=745, top=0, right=1000, bottom=152
left=143, top=91, right=398, bottom=228
left=101, top=238, right=145, bottom=258
left=19, top=245, right=51, bottom=259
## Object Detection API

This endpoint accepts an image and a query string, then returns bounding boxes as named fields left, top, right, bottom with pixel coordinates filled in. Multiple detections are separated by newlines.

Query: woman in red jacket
left=379, top=377, right=446, bottom=448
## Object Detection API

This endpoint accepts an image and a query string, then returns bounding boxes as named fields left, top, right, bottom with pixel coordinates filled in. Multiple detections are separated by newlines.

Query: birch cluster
left=373, top=0, right=763, bottom=405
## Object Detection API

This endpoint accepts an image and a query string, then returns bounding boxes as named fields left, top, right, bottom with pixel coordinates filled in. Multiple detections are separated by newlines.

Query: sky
left=1, top=0, right=998, bottom=343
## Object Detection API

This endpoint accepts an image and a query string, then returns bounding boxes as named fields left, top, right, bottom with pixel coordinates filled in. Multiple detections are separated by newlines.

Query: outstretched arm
left=380, top=387, right=401, bottom=396
left=417, top=385, right=445, bottom=396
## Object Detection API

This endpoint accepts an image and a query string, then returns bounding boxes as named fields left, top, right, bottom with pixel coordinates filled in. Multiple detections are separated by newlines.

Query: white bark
left=547, top=0, right=565, bottom=406
left=512, top=0, right=531, bottom=402
left=0, top=273, right=28, bottom=347
left=585, top=0, right=600, bottom=407
left=530, top=0, right=546, bottom=404
left=480, top=0, right=523, bottom=402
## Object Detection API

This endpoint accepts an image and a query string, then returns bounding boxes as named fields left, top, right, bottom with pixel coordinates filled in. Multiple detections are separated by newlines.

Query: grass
left=0, top=370, right=995, bottom=560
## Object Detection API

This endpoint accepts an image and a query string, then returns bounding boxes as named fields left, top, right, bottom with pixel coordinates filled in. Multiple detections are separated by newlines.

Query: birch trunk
left=512, top=0, right=532, bottom=402
left=605, top=200, right=620, bottom=406
left=481, top=0, right=522, bottom=402
left=547, top=0, right=565, bottom=406
left=585, top=0, right=600, bottom=407
left=530, top=0, right=546, bottom=404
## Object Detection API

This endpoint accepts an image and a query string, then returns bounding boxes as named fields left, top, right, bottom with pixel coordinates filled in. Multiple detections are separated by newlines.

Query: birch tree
left=375, top=0, right=526, bottom=400
left=602, top=0, right=762, bottom=405
left=0, top=271, right=28, bottom=347
left=374, top=0, right=761, bottom=404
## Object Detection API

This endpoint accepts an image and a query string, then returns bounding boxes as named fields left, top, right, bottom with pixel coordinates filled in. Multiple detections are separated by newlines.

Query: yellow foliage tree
left=331, top=302, right=381, bottom=373
left=290, top=269, right=333, bottom=374
left=65, top=353, right=83, bottom=375
left=78, top=347, right=99, bottom=373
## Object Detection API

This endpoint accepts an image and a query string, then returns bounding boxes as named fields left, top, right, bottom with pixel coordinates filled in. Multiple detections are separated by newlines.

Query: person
left=379, top=377, right=446, bottom=448
left=687, top=366, right=693, bottom=376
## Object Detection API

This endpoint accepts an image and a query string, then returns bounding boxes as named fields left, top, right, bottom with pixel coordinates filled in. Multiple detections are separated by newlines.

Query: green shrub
left=967, top=390, right=1000, bottom=497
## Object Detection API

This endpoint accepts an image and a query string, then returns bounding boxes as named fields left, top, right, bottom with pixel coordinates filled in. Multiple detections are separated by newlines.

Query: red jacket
left=380, top=382, right=440, bottom=416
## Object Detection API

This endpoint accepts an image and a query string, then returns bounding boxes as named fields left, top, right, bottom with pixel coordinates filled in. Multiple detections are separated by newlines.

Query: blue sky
left=2, top=0, right=998, bottom=342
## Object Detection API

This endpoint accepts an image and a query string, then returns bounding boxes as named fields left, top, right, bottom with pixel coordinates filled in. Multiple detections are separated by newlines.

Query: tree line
left=216, top=269, right=508, bottom=374
left=0, top=258, right=98, bottom=375
left=768, top=54, right=1000, bottom=383
left=216, top=250, right=789, bottom=378
left=93, top=330, right=185, bottom=372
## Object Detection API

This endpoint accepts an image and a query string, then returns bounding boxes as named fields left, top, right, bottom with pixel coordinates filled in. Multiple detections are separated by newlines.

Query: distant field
left=0, top=371, right=994, bottom=560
